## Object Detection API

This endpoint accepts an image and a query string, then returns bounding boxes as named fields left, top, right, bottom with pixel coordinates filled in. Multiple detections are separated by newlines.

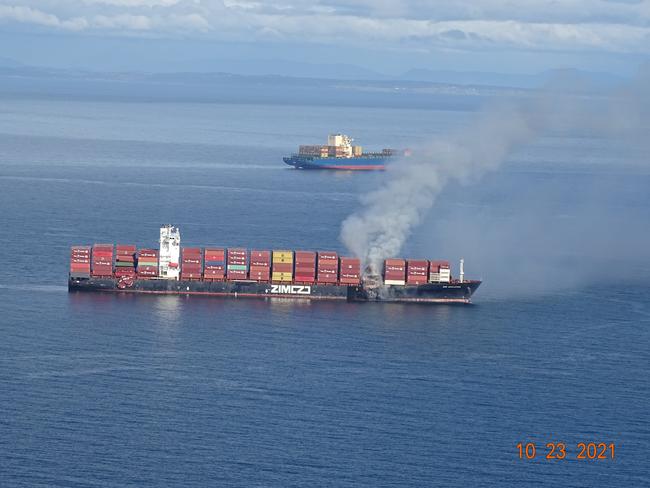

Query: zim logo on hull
left=270, top=284, right=312, bottom=295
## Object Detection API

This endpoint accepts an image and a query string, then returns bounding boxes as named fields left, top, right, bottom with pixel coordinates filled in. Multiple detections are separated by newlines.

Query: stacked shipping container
left=384, top=258, right=406, bottom=285
left=204, top=248, right=225, bottom=281
left=272, top=250, right=293, bottom=282
left=339, top=257, right=361, bottom=285
left=137, top=249, right=158, bottom=278
left=70, top=246, right=91, bottom=278
left=91, top=244, right=113, bottom=277
left=317, top=251, right=338, bottom=283
left=250, top=250, right=271, bottom=282
left=406, top=259, right=428, bottom=285
left=181, top=247, right=202, bottom=280
left=294, top=251, right=316, bottom=283
left=227, top=248, right=248, bottom=280
left=115, top=244, right=136, bottom=278
left=71, top=243, right=456, bottom=286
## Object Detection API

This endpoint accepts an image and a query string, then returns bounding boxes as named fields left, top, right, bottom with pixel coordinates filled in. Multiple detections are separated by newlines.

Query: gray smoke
left=340, top=68, right=650, bottom=275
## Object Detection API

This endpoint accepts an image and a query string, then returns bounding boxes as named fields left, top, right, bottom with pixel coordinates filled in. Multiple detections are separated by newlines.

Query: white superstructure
left=159, top=224, right=181, bottom=280
left=328, top=133, right=354, bottom=157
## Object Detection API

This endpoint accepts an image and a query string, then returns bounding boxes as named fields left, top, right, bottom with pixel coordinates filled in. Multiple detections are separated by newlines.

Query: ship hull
left=283, top=155, right=390, bottom=171
left=68, top=277, right=481, bottom=303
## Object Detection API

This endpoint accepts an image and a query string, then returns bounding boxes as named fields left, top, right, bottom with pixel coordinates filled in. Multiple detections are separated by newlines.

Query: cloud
left=82, top=0, right=182, bottom=6
left=0, top=0, right=649, bottom=54
left=0, top=5, right=88, bottom=30
left=0, top=3, right=211, bottom=33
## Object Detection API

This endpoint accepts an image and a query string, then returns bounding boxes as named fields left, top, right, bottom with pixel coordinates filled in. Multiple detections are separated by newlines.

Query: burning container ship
left=283, top=134, right=406, bottom=170
left=69, top=225, right=481, bottom=303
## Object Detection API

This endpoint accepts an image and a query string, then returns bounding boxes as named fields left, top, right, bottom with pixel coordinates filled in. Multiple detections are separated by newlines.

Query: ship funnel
left=459, top=258, right=465, bottom=283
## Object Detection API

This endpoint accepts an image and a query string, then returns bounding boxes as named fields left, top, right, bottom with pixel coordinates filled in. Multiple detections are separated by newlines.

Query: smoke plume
left=340, top=68, right=650, bottom=275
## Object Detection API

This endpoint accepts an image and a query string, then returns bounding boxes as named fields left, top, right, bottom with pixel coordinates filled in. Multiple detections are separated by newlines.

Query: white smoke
left=340, top=68, right=649, bottom=274
left=341, top=98, right=546, bottom=273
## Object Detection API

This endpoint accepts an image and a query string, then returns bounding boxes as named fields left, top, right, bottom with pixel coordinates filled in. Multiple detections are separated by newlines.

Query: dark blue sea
left=1, top=97, right=649, bottom=487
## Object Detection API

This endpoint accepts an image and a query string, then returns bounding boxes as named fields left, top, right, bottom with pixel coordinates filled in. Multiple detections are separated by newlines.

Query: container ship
left=69, top=225, right=481, bottom=303
left=283, top=134, right=405, bottom=170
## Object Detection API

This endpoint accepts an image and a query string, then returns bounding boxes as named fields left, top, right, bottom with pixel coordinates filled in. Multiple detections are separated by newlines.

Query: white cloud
left=82, top=0, right=181, bottom=6
left=0, top=5, right=88, bottom=30
left=0, top=0, right=649, bottom=53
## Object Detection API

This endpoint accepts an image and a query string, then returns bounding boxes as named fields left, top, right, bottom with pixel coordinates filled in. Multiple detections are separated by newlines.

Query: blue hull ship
left=283, top=154, right=391, bottom=170
left=284, top=133, right=401, bottom=171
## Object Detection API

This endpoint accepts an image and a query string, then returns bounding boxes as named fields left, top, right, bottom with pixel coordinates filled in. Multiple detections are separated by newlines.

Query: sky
left=0, top=0, right=649, bottom=77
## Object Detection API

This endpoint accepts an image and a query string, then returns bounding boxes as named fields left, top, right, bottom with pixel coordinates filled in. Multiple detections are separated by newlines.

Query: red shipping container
left=204, top=269, right=225, bottom=277
left=227, top=270, right=247, bottom=279
left=205, top=253, right=225, bottom=261
left=318, top=251, right=337, bottom=260
left=295, top=267, right=316, bottom=273
left=137, top=266, right=157, bottom=273
left=295, top=266, right=315, bottom=273
left=182, top=257, right=201, bottom=264
left=295, top=276, right=315, bottom=282
left=317, top=269, right=338, bottom=275
left=317, top=274, right=338, bottom=283
left=251, top=250, right=270, bottom=258
left=249, top=272, right=270, bottom=279
left=115, top=268, right=136, bottom=276
left=428, top=260, right=449, bottom=271
left=249, top=268, right=270, bottom=274
left=406, top=277, right=427, bottom=285
left=204, top=265, right=225, bottom=271
left=295, top=251, right=316, bottom=261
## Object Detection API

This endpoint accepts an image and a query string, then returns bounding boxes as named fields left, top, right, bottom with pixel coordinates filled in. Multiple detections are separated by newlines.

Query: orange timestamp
left=517, top=442, right=615, bottom=460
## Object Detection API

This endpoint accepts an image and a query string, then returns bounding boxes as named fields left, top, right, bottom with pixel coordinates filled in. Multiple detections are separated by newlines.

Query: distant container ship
left=283, top=134, right=406, bottom=170
left=69, top=225, right=481, bottom=303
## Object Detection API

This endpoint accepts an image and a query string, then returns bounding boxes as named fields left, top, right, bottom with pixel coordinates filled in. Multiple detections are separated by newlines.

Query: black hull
left=68, top=277, right=481, bottom=303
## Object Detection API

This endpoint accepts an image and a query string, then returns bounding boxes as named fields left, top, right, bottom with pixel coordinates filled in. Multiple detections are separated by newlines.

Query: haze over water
left=1, top=94, right=649, bottom=486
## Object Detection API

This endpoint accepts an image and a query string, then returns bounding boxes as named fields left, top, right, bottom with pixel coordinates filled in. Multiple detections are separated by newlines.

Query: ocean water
left=0, top=97, right=649, bottom=487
